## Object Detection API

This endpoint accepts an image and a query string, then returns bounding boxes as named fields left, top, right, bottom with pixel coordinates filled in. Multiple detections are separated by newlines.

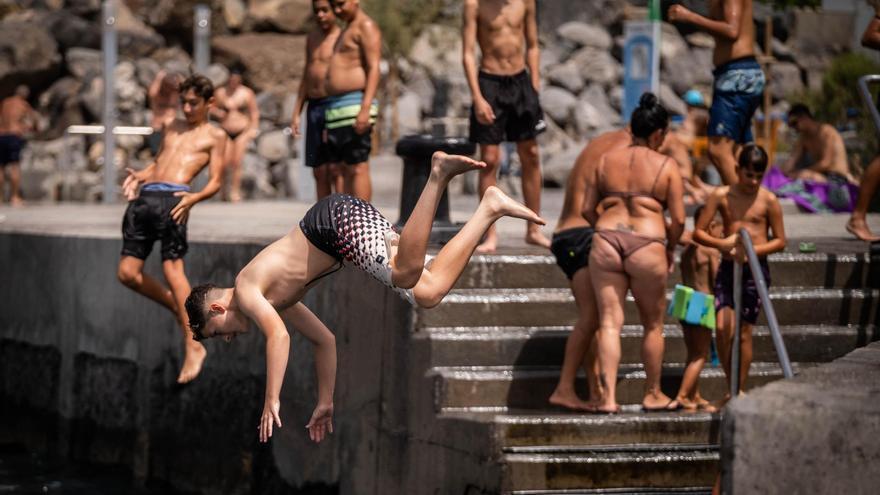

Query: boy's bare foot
left=177, top=341, right=207, bottom=383
left=642, top=390, right=680, bottom=411
left=677, top=395, right=699, bottom=410
left=846, top=218, right=880, bottom=242
left=549, top=388, right=595, bottom=412
left=475, top=232, right=497, bottom=254
left=525, top=228, right=551, bottom=249
left=593, top=402, right=621, bottom=414
left=431, top=151, right=486, bottom=181
left=10, top=196, right=24, bottom=207
left=483, top=186, right=545, bottom=225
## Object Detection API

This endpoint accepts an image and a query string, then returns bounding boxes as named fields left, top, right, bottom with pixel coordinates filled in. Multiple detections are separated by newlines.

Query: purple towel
left=763, top=167, right=859, bottom=213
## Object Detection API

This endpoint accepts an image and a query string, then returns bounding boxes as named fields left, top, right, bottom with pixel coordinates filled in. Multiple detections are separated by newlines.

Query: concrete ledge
left=721, top=341, right=880, bottom=494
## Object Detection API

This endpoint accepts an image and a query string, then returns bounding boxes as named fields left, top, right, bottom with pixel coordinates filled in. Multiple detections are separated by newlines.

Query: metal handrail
left=730, top=228, right=794, bottom=397
left=858, top=75, right=880, bottom=136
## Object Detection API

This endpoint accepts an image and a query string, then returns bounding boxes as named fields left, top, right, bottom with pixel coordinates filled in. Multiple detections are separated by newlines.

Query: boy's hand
left=474, top=96, right=496, bottom=125
left=667, top=4, right=693, bottom=23
left=122, top=168, right=142, bottom=201
left=170, top=191, right=196, bottom=224
left=259, top=398, right=282, bottom=443
left=291, top=114, right=301, bottom=137
left=719, top=233, right=738, bottom=254
left=305, top=402, right=334, bottom=443
left=354, top=109, right=371, bottom=135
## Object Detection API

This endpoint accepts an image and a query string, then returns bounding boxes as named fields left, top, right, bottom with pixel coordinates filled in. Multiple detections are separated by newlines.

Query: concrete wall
left=0, top=232, right=421, bottom=494
left=721, top=341, right=880, bottom=494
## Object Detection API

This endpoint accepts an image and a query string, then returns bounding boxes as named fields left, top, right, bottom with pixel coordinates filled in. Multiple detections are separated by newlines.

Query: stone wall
left=721, top=341, right=880, bottom=494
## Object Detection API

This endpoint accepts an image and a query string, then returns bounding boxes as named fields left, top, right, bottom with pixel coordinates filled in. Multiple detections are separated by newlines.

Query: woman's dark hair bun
left=638, top=92, right=659, bottom=109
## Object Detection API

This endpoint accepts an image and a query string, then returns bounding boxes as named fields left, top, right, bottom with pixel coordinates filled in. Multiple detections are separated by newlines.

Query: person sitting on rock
left=782, top=103, right=855, bottom=185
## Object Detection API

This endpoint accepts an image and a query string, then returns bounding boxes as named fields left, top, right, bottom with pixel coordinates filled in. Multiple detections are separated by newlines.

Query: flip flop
left=588, top=404, right=621, bottom=415
left=643, top=399, right=682, bottom=412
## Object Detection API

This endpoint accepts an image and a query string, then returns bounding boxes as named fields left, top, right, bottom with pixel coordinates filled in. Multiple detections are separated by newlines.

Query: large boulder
left=212, top=33, right=306, bottom=93
left=66, top=48, right=102, bottom=80
left=115, top=0, right=165, bottom=58
left=44, top=9, right=101, bottom=51
left=556, top=22, right=612, bottom=50
left=568, top=47, right=621, bottom=87
left=542, top=143, right=583, bottom=188
left=540, top=86, right=578, bottom=125
left=135, top=58, right=162, bottom=88
left=115, top=61, right=147, bottom=114
left=66, top=0, right=101, bottom=15
left=404, top=68, right=436, bottom=115
left=659, top=83, right=688, bottom=116
left=205, top=63, right=231, bottom=88
left=256, top=129, right=290, bottom=163
left=574, top=84, right=620, bottom=136
left=409, top=24, right=463, bottom=79
left=396, top=90, right=423, bottom=136
left=256, top=91, right=284, bottom=123
left=247, top=0, right=312, bottom=34
left=538, top=0, right=627, bottom=33
left=768, top=62, right=804, bottom=100
left=38, top=77, right=87, bottom=139
left=660, top=22, right=689, bottom=61
left=547, top=62, right=584, bottom=94
left=0, top=20, right=61, bottom=94
left=223, top=0, right=248, bottom=30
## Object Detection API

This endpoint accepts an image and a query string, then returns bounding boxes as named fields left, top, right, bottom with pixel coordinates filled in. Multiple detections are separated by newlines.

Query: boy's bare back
left=681, top=243, right=720, bottom=294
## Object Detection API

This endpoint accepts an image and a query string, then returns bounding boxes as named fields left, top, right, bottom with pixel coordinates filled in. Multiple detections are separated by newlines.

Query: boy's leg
left=738, top=323, right=754, bottom=392
left=8, top=162, right=23, bottom=206
left=117, top=255, right=178, bottom=312
left=392, top=152, right=487, bottom=288
left=475, top=144, right=501, bottom=253
left=708, top=136, right=739, bottom=186
left=516, top=139, right=550, bottom=248
left=343, top=161, right=372, bottom=202
left=549, top=267, right=600, bottom=411
left=162, top=258, right=207, bottom=384
left=715, top=307, right=735, bottom=392
left=678, top=325, right=712, bottom=407
left=313, top=164, right=333, bottom=199
left=848, top=154, right=880, bottom=241
left=411, top=186, right=543, bottom=308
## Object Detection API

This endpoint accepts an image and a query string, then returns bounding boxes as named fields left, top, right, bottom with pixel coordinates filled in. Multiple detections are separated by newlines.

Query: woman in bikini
left=582, top=93, right=686, bottom=413
left=214, top=68, right=260, bottom=202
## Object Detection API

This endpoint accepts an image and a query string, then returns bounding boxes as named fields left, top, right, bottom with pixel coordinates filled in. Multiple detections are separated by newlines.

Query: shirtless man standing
left=669, top=0, right=764, bottom=186
left=782, top=103, right=854, bottom=184
left=548, top=129, right=631, bottom=411
left=183, top=152, right=544, bottom=443
left=292, top=0, right=343, bottom=199
left=463, top=0, right=549, bottom=252
left=324, top=0, right=381, bottom=201
left=118, top=75, right=227, bottom=383
left=147, top=70, right=183, bottom=157
left=0, top=85, right=38, bottom=205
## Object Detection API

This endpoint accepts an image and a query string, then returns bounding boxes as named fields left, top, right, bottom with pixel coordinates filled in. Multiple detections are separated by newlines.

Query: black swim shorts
left=305, top=97, right=332, bottom=168
left=325, top=124, right=372, bottom=166
left=550, top=226, right=594, bottom=280
left=0, top=134, right=25, bottom=166
left=469, top=70, right=546, bottom=145
left=714, top=257, right=771, bottom=325
left=121, top=190, right=188, bottom=261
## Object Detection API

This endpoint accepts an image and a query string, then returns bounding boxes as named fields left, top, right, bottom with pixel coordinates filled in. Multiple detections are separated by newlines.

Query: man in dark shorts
left=182, top=152, right=544, bottom=444
left=669, top=0, right=764, bottom=186
left=463, top=0, right=549, bottom=252
left=292, top=0, right=343, bottom=198
left=0, top=85, right=38, bottom=205
left=546, top=129, right=631, bottom=411
left=118, top=74, right=227, bottom=384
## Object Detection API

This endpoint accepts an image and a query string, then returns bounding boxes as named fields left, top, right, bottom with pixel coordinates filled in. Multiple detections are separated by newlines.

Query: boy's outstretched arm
left=694, top=189, right=736, bottom=253
left=752, top=193, right=787, bottom=256
left=668, top=0, right=743, bottom=41
left=238, top=287, right=291, bottom=443
left=283, top=303, right=337, bottom=444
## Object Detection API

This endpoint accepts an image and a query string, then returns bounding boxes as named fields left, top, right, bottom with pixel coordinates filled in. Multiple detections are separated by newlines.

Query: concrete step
left=502, top=443, right=718, bottom=491
left=441, top=409, right=720, bottom=447
left=453, top=252, right=873, bottom=290
left=509, top=489, right=711, bottom=495
left=433, top=362, right=803, bottom=411
left=419, top=288, right=880, bottom=328
left=418, top=324, right=875, bottom=368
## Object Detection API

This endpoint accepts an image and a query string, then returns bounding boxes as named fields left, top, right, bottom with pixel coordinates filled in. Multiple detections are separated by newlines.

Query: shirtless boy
left=292, top=0, right=343, bottom=199
left=782, top=103, right=854, bottom=184
left=147, top=70, right=183, bottom=157
left=547, top=128, right=631, bottom=411
left=675, top=205, right=722, bottom=411
left=324, top=0, right=381, bottom=201
left=669, top=0, right=764, bottom=186
left=0, top=85, right=38, bottom=205
left=694, top=144, right=786, bottom=398
left=118, top=75, right=227, bottom=384
left=183, top=152, right=544, bottom=443
left=463, top=0, right=549, bottom=252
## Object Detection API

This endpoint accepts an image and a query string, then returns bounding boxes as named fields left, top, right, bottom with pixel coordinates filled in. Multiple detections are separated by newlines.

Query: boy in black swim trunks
left=694, top=144, right=786, bottom=399
left=463, top=0, right=550, bottom=252
left=183, top=152, right=544, bottom=444
left=118, top=74, right=228, bottom=384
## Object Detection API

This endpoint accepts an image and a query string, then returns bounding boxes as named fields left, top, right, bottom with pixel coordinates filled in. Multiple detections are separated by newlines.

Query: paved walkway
left=1, top=154, right=878, bottom=254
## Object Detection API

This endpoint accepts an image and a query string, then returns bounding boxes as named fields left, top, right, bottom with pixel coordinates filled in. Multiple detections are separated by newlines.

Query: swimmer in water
left=118, top=74, right=227, bottom=384
left=184, top=152, right=545, bottom=444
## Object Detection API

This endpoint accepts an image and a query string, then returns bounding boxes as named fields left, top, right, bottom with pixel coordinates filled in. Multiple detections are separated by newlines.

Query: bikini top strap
left=650, top=156, right=670, bottom=200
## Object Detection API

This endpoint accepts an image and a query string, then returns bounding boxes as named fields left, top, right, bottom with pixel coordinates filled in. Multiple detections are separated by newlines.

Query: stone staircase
left=411, top=250, right=878, bottom=493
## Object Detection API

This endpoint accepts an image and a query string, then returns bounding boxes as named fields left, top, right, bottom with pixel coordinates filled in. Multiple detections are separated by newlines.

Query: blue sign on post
left=622, top=20, right=660, bottom=123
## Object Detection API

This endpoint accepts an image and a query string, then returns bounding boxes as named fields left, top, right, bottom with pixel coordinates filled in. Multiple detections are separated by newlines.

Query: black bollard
left=395, top=135, right=476, bottom=244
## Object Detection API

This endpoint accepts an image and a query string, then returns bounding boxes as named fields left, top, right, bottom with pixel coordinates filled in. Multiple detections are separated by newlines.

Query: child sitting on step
left=674, top=205, right=721, bottom=411
left=694, top=144, right=787, bottom=403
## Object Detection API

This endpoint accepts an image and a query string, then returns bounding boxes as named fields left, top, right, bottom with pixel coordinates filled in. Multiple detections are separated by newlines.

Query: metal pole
left=858, top=75, right=880, bottom=136
left=101, top=0, right=117, bottom=204
left=731, top=257, right=742, bottom=397
left=60, top=129, right=70, bottom=201
left=194, top=5, right=211, bottom=74
left=739, top=229, right=794, bottom=379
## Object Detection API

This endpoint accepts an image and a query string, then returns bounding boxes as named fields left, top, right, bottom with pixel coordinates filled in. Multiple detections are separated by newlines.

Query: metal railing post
left=857, top=75, right=880, bottom=136
left=60, top=128, right=70, bottom=201
left=739, top=228, right=794, bottom=379
left=194, top=5, right=211, bottom=74
left=101, top=0, right=117, bottom=203
left=731, top=257, right=743, bottom=397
